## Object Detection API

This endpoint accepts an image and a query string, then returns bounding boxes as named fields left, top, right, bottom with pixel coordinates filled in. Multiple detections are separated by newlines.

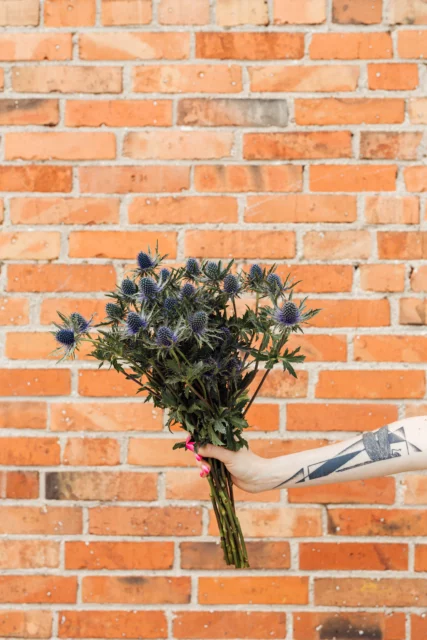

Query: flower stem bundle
left=52, top=245, right=321, bottom=569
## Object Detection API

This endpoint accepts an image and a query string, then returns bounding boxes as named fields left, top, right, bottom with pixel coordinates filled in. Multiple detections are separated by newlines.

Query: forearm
left=264, top=415, right=427, bottom=490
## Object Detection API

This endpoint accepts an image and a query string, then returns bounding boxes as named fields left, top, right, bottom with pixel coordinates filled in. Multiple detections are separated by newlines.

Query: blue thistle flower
left=106, top=303, right=123, bottom=320
left=164, top=297, right=179, bottom=313
left=156, top=326, right=177, bottom=348
left=55, top=328, right=75, bottom=347
left=219, top=326, right=232, bottom=343
left=159, top=268, right=170, bottom=283
left=223, top=274, right=240, bottom=296
left=186, top=258, right=201, bottom=277
left=70, top=312, right=90, bottom=333
left=249, top=264, right=263, bottom=281
left=121, top=278, right=137, bottom=296
left=275, top=301, right=301, bottom=327
left=180, top=282, right=196, bottom=298
left=139, top=277, right=159, bottom=300
left=189, top=311, right=208, bottom=335
left=126, top=311, right=147, bottom=335
left=267, top=273, right=282, bottom=289
left=137, top=251, right=155, bottom=272
left=227, top=356, right=242, bottom=373
left=205, top=261, right=219, bottom=280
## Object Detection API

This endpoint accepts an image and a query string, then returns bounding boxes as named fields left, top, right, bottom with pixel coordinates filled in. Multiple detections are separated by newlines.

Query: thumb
left=197, top=443, right=233, bottom=465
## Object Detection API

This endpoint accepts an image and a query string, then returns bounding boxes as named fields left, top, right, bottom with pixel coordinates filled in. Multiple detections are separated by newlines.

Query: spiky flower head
left=227, top=356, right=242, bottom=373
left=249, top=264, right=263, bottom=281
left=121, top=278, right=137, bottom=297
left=164, top=297, right=179, bottom=313
left=223, top=274, right=240, bottom=296
left=180, top=282, right=196, bottom=298
left=189, top=310, right=208, bottom=335
left=70, top=312, right=91, bottom=333
left=137, top=251, right=155, bottom=272
left=156, top=326, right=177, bottom=348
left=267, top=273, right=282, bottom=289
left=55, top=328, right=76, bottom=347
left=186, top=258, right=201, bottom=278
left=219, top=326, right=232, bottom=343
left=139, top=277, right=159, bottom=300
left=106, top=303, right=123, bottom=320
left=126, top=311, right=148, bottom=335
left=275, top=301, right=301, bottom=327
left=205, top=261, right=220, bottom=280
left=159, top=268, right=170, bottom=283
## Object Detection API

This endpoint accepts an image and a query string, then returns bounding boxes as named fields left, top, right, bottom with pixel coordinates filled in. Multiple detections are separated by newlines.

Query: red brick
left=5, top=132, right=116, bottom=161
left=158, top=0, right=209, bottom=24
left=287, top=403, right=398, bottom=432
left=65, top=541, right=173, bottom=570
left=124, top=131, right=233, bottom=160
left=317, top=370, right=424, bottom=399
left=0, top=402, right=46, bottom=429
left=359, top=264, right=405, bottom=292
left=246, top=195, right=356, bottom=223
left=295, top=98, right=404, bottom=124
left=300, top=542, right=407, bottom=571
left=185, top=230, right=295, bottom=259
left=128, top=437, right=195, bottom=467
left=0, top=540, right=59, bottom=569
left=0, top=233, right=60, bottom=260
left=134, top=65, right=242, bottom=93
left=248, top=369, right=308, bottom=399
left=0, top=167, right=71, bottom=193
left=0, top=610, right=52, bottom=638
left=8, top=265, right=116, bottom=293
left=0, top=437, right=59, bottom=466
left=333, top=0, right=382, bottom=23
left=274, top=264, right=353, bottom=293
left=66, top=99, right=172, bottom=126
left=80, top=166, right=189, bottom=193
left=0, top=370, right=70, bottom=397
left=69, top=231, right=176, bottom=259
left=355, top=335, right=427, bottom=362
left=4, top=471, right=39, bottom=499
left=102, top=0, right=152, bottom=25
left=128, top=196, right=237, bottom=224
left=82, top=576, right=190, bottom=604
left=308, top=299, right=390, bottom=327
left=310, top=164, right=397, bottom=191
left=209, top=507, right=322, bottom=537
left=310, top=32, right=392, bottom=58
left=79, top=32, right=189, bottom=60
left=365, top=195, right=419, bottom=224
left=398, top=30, right=427, bottom=58
left=368, top=63, right=419, bottom=90
left=361, top=132, right=422, bottom=160
left=294, top=611, right=406, bottom=640
left=409, top=98, right=427, bottom=123
left=250, top=65, right=359, bottom=92
left=12, top=66, right=122, bottom=94
left=290, top=476, right=395, bottom=505
left=0, top=297, right=29, bottom=326
left=0, top=577, right=76, bottom=604
left=174, top=611, right=286, bottom=639
left=378, top=232, right=427, bottom=259
left=89, top=506, right=202, bottom=536
left=0, top=0, right=39, bottom=25
left=45, top=0, right=95, bottom=25
left=59, top=611, right=167, bottom=639
left=199, top=576, right=308, bottom=605
left=63, top=438, right=120, bottom=466
left=405, top=167, right=427, bottom=192
left=412, top=614, right=427, bottom=640
left=0, top=99, right=58, bottom=125
left=50, top=401, right=162, bottom=432
left=196, top=32, right=304, bottom=59
left=10, top=198, right=119, bottom=225
left=0, top=507, right=81, bottom=535
left=304, top=230, right=371, bottom=259
left=177, top=99, right=288, bottom=127
left=40, top=298, right=106, bottom=325
left=46, top=471, right=157, bottom=501
left=216, top=0, right=268, bottom=25
left=195, top=165, right=302, bottom=192
left=0, top=34, right=72, bottom=61
left=315, top=577, right=427, bottom=607
left=244, top=131, right=352, bottom=159
left=180, top=541, right=290, bottom=570
left=78, top=370, right=144, bottom=398
left=328, top=508, right=427, bottom=536
left=415, top=544, right=427, bottom=570
left=274, top=0, right=326, bottom=24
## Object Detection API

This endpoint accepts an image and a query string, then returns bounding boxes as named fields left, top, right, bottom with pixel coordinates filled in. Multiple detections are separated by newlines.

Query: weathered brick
left=195, top=165, right=302, bottom=192
left=361, top=132, right=422, bottom=160
left=128, top=196, right=237, bottom=224
left=368, top=63, right=419, bottom=90
left=303, top=230, right=371, bottom=259
left=185, top=230, right=295, bottom=259
left=12, top=66, right=122, bottom=94
left=10, top=198, right=119, bottom=225
left=5, top=132, right=116, bottom=161
left=0, top=540, right=59, bottom=569
left=66, top=99, right=172, bottom=126
left=65, top=541, right=174, bottom=570
left=79, top=32, right=190, bottom=60
left=333, top=0, right=382, bottom=23
left=294, top=611, right=406, bottom=640
left=82, top=576, right=190, bottom=603
left=0, top=577, right=77, bottom=604
left=246, top=195, right=356, bottom=223
left=315, top=577, right=427, bottom=607
left=63, top=438, right=120, bottom=466
left=102, top=0, right=152, bottom=25
left=287, top=403, right=398, bottom=432
left=134, top=65, right=242, bottom=93
left=300, top=542, right=407, bottom=570
left=390, top=0, right=427, bottom=24
left=0, top=99, right=58, bottom=125
left=177, top=98, right=287, bottom=127
left=124, top=131, right=233, bottom=160
left=0, top=167, right=72, bottom=192
left=359, top=264, right=406, bottom=292
left=3, top=470, right=39, bottom=499
left=409, top=98, right=427, bottom=123
left=0, top=0, right=39, bottom=25
left=180, top=541, right=290, bottom=570
left=274, top=0, right=326, bottom=24
left=45, top=471, right=157, bottom=501
left=89, top=506, right=202, bottom=535
left=80, top=166, right=189, bottom=193
left=405, top=166, right=427, bottom=192
left=8, top=265, right=116, bottom=293
left=0, top=507, right=81, bottom=535
left=69, top=231, right=176, bottom=259
left=199, top=577, right=308, bottom=605
left=45, top=0, right=95, bottom=25
left=0, top=370, right=70, bottom=397
left=310, top=32, right=392, bottom=59
left=0, top=34, right=72, bottom=61
left=59, top=611, right=167, bottom=639
left=174, top=611, right=286, bottom=639
left=216, top=0, right=268, bottom=25
left=158, top=0, right=209, bottom=24
left=51, top=402, right=162, bottom=432
left=317, top=370, right=425, bottom=399
left=244, top=131, right=352, bottom=159
left=209, top=507, right=322, bottom=537
left=250, top=65, right=359, bottom=92
left=290, top=477, right=395, bottom=505
left=0, top=610, right=52, bottom=638
left=196, top=32, right=304, bottom=59
left=365, top=195, right=419, bottom=224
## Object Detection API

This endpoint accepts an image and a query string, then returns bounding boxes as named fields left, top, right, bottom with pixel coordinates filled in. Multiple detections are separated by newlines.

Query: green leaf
left=172, top=441, right=186, bottom=450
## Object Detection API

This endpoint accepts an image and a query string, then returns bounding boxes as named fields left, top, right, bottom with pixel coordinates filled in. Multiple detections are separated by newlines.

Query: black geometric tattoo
left=274, top=424, right=422, bottom=488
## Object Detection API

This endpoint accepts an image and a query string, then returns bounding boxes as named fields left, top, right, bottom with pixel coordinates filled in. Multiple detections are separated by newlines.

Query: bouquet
left=52, top=245, right=320, bottom=569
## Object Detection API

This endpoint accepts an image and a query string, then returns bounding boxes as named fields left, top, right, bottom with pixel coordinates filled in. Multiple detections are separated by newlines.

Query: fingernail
left=202, top=464, right=210, bottom=475
left=185, top=436, right=195, bottom=452
left=195, top=454, right=202, bottom=462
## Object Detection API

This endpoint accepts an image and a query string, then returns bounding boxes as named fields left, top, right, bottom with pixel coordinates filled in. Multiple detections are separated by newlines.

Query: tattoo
left=274, top=424, right=422, bottom=489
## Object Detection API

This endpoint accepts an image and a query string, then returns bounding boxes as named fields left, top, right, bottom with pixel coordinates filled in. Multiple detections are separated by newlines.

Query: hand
left=186, top=438, right=271, bottom=494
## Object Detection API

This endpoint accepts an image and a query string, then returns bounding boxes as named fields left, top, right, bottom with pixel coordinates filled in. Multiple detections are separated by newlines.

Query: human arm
left=193, top=415, right=427, bottom=493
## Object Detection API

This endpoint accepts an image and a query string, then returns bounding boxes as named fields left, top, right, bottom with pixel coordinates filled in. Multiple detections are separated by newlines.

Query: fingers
left=185, top=437, right=210, bottom=477
left=197, top=443, right=233, bottom=465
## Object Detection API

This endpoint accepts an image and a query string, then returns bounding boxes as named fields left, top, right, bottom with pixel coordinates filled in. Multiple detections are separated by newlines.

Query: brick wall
left=0, top=0, right=427, bottom=638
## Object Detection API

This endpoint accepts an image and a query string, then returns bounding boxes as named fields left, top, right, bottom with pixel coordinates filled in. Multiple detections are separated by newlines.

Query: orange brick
left=8, top=265, right=116, bottom=293
left=158, top=0, right=209, bottom=24
left=0, top=610, right=52, bottom=638
left=79, top=32, right=189, bottom=60
left=300, top=542, right=407, bottom=571
left=66, top=99, right=172, bottom=126
left=174, top=611, right=286, bottom=639
left=0, top=99, right=58, bottom=125
left=355, top=335, right=427, bottom=362
left=128, top=196, right=237, bottom=224
left=244, top=131, right=352, bottom=159
left=333, top=0, right=382, bottom=23
left=216, top=0, right=268, bottom=25
left=390, top=0, right=427, bottom=24
left=284, top=334, right=347, bottom=362
left=50, top=401, right=162, bottom=432
left=0, top=577, right=76, bottom=604
left=308, top=299, right=390, bottom=328
left=5, top=132, right=116, bottom=161
left=361, top=132, right=422, bottom=160
left=124, top=131, right=233, bottom=160
left=65, top=541, right=173, bottom=570
left=0, top=232, right=60, bottom=260
left=196, top=32, right=304, bottom=59
left=289, top=476, right=396, bottom=505
left=0, top=507, right=81, bottom=535
left=82, top=576, right=190, bottom=604
left=273, top=264, right=353, bottom=293
left=78, top=370, right=144, bottom=398
left=294, top=611, right=406, bottom=640
left=128, top=437, right=194, bottom=467
left=0, top=297, right=29, bottom=326
left=403, top=474, right=427, bottom=505
left=303, top=230, right=371, bottom=260
left=4, top=470, right=39, bottom=499
left=295, top=98, right=405, bottom=124
left=250, top=65, right=359, bottom=92
left=45, top=0, right=95, bottom=25
left=102, top=0, right=152, bottom=25
left=89, top=506, right=202, bottom=536
left=12, top=66, right=122, bottom=94
left=181, top=541, right=289, bottom=570
left=274, top=0, right=326, bottom=23
left=208, top=507, right=321, bottom=537
left=46, top=471, right=157, bottom=501
left=411, top=267, right=427, bottom=292
left=69, top=231, right=176, bottom=259
left=195, top=165, right=302, bottom=192
left=310, top=164, right=396, bottom=191
left=63, top=438, right=120, bottom=466
left=405, top=403, right=427, bottom=419
left=359, top=264, right=405, bottom=292
left=412, top=614, right=427, bottom=640
left=80, top=166, right=189, bottom=194
left=287, top=403, right=398, bottom=432
left=134, top=65, right=242, bottom=93
left=0, top=437, right=59, bottom=466
left=248, top=369, right=308, bottom=399
left=400, top=298, right=427, bottom=324
left=185, top=230, right=295, bottom=259
left=328, top=507, right=427, bottom=536
left=415, top=544, right=427, bottom=570
left=405, top=167, right=427, bottom=192
left=315, top=577, right=427, bottom=607
left=0, top=402, right=47, bottom=429
left=0, top=166, right=71, bottom=193
left=245, top=403, right=280, bottom=431
left=317, top=370, right=424, bottom=399
left=365, top=195, right=419, bottom=224
left=59, top=611, right=167, bottom=639
left=378, top=232, right=427, bottom=259
left=409, top=98, right=427, bottom=123
left=368, top=63, right=419, bottom=90
left=199, top=577, right=308, bottom=605
left=245, top=195, right=356, bottom=224
left=0, top=370, right=70, bottom=397
left=0, top=0, right=39, bottom=25
left=0, top=540, right=59, bottom=569
left=177, top=98, right=288, bottom=127
left=0, top=34, right=72, bottom=61
left=10, top=198, right=119, bottom=225
left=310, top=32, right=392, bottom=59
left=398, top=30, right=427, bottom=58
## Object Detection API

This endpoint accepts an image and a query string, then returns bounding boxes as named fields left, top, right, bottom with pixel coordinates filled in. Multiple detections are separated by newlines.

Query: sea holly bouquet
left=52, top=245, right=320, bottom=569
